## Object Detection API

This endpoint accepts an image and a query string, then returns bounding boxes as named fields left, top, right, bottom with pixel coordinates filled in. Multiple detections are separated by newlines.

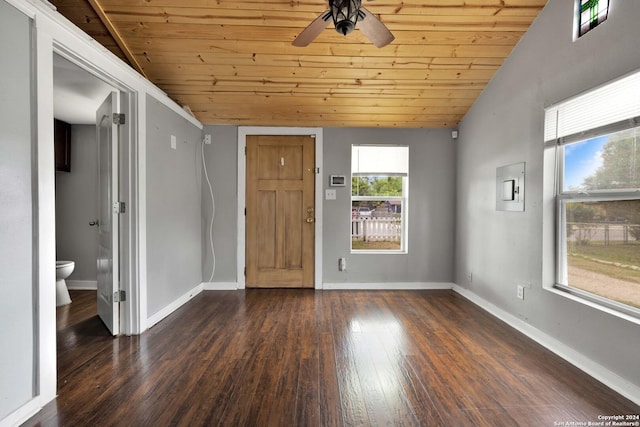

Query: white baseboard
left=0, top=395, right=44, bottom=427
left=146, top=283, right=204, bottom=329
left=66, top=280, right=97, bottom=290
left=322, top=282, right=454, bottom=290
left=452, top=284, right=640, bottom=407
left=202, top=282, right=238, bottom=290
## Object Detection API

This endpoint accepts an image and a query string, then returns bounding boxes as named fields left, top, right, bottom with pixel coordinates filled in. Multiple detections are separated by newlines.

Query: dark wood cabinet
left=54, top=119, right=71, bottom=172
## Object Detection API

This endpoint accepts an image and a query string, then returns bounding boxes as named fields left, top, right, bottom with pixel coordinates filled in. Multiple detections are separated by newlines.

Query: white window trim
left=543, top=135, right=640, bottom=326
left=543, top=66, right=640, bottom=325
left=543, top=144, right=640, bottom=327
left=350, top=145, right=409, bottom=255
left=574, top=0, right=610, bottom=40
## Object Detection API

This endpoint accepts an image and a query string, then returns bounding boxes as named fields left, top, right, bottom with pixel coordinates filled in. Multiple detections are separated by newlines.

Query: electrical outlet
left=517, top=285, right=525, bottom=300
left=204, top=134, right=212, bottom=144
left=338, top=258, right=347, bottom=272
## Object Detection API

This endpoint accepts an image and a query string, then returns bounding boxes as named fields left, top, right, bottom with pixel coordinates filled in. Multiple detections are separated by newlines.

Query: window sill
left=350, top=250, right=407, bottom=255
left=545, top=284, right=640, bottom=327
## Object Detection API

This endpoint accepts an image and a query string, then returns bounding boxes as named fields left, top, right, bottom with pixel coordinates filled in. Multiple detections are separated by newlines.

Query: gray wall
left=0, top=0, right=35, bottom=418
left=55, top=124, right=98, bottom=282
left=201, top=126, right=456, bottom=285
left=323, top=128, right=455, bottom=284
left=455, top=0, right=640, bottom=390
left=146, top=95, right=203, bottom=317
left=201, top=125, right=237, bottom=282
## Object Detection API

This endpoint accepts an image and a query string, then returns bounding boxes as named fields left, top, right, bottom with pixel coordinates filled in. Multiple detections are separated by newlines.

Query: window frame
left=552, top=120, right=640, bottom=320
left=575, top=0, right=609, bottom=39
left=350, top=145, right=409, bottom=254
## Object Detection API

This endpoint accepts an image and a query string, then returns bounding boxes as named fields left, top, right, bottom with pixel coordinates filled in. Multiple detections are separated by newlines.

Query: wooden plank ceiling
left=50, top=0, right=548, bottom=128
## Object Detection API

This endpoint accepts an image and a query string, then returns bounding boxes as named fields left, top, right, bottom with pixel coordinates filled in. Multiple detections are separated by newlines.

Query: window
left=577, top=0, right=609, bottom=38
left=351, top=145, right=408, bottom=253
left=545, top=69, right=640, bottom=318
left=558, top=128, right=640, bottom=314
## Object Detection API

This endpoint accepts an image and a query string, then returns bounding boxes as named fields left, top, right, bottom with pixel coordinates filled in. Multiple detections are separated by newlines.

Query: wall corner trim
left=0, top=396, right=44, bottom=427
left=452, top=284, right=640, bottom=406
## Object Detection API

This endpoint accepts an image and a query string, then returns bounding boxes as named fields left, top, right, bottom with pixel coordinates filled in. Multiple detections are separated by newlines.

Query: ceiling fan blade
left=358, top=7, right=394, bottom=48
left=292, top=10, right=331, bottom=47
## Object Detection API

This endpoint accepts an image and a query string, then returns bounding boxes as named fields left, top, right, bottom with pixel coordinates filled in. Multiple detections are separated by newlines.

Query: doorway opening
left=52, top=51, right=133, bottom=336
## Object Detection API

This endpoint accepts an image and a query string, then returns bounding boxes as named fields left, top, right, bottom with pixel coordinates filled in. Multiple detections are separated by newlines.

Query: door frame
left=8, top=0, right=200, bottom=421
left=52, top=46, right=138, bottom=335
left=237, top=127, right=323, bottom=289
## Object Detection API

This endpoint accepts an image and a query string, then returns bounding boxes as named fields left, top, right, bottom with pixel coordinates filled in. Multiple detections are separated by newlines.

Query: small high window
left=577, top=0, right=609, bottom=38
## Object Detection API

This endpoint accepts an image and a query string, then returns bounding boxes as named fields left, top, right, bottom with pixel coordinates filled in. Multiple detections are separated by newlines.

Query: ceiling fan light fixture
left=293, top=0, right=393, bottom=48
left=330, top=0, right=361, bottom=36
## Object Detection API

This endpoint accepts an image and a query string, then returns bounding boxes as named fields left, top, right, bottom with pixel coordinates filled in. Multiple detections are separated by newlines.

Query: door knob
left=89, top=220, right=99, bottom=227
left=306, top=217, right=315, bottom=223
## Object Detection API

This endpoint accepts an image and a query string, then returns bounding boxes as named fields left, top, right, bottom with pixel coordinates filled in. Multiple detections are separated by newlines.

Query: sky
left=564, top=135, right=607, bottom=190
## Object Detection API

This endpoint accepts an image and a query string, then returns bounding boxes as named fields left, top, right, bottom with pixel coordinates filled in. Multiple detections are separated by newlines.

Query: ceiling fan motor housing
left=330, top=0, right=361, bottom=35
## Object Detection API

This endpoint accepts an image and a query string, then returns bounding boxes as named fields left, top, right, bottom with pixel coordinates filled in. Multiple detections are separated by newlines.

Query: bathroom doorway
left=52, top=52, right=133, bottom=336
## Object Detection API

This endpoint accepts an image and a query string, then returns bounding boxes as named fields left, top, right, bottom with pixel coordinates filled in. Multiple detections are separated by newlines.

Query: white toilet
left=56, top=261, right=74, bottom=306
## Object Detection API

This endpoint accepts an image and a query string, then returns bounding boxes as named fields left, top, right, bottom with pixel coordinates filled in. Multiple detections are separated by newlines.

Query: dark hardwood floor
left=24, top=289, right=639, bottom=426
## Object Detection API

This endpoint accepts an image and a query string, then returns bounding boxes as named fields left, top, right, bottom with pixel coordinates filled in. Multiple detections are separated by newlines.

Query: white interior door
left=96, top=92, right=120, bottom=335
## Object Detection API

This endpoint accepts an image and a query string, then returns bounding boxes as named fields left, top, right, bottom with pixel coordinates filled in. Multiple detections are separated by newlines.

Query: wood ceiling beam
left=86, top=0, right=148, bottom=78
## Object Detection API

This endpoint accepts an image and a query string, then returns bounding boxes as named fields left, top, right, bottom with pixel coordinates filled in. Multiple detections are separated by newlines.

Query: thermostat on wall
left=330, top=175, right=346, bottom=187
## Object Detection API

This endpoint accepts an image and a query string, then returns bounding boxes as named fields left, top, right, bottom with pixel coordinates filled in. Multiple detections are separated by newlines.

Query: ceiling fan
left=292, top=0, right=394, bottom=48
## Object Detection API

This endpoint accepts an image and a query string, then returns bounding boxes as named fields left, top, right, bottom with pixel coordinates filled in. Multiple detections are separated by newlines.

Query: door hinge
left=244, top=207, right=247, bottom=216
left=113, top=113, right=125, bottom=125
left=244, top=267, right=246, bottom=276
left=113, top=201, right=126, bottom=214
left=113, top=290, right=126, bottom=303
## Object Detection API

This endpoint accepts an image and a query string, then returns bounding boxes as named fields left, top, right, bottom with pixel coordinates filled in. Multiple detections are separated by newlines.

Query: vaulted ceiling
left=50, top=0, right=548, bottom=128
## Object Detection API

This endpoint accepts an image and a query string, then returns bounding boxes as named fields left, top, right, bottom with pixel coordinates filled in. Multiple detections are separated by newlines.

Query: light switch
left=170, top=135, right=177, bottom=150
left=325, top=189, right=337, bottom=200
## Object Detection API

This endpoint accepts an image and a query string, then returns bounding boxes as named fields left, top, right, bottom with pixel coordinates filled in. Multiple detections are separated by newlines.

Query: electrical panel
left=496, top=162, right=525, bottom=212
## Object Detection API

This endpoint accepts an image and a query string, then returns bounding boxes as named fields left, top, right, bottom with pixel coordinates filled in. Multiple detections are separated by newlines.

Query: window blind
left=544, top=70, right=640, bottom=142
left=351, top=145, right=409, bottom=176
